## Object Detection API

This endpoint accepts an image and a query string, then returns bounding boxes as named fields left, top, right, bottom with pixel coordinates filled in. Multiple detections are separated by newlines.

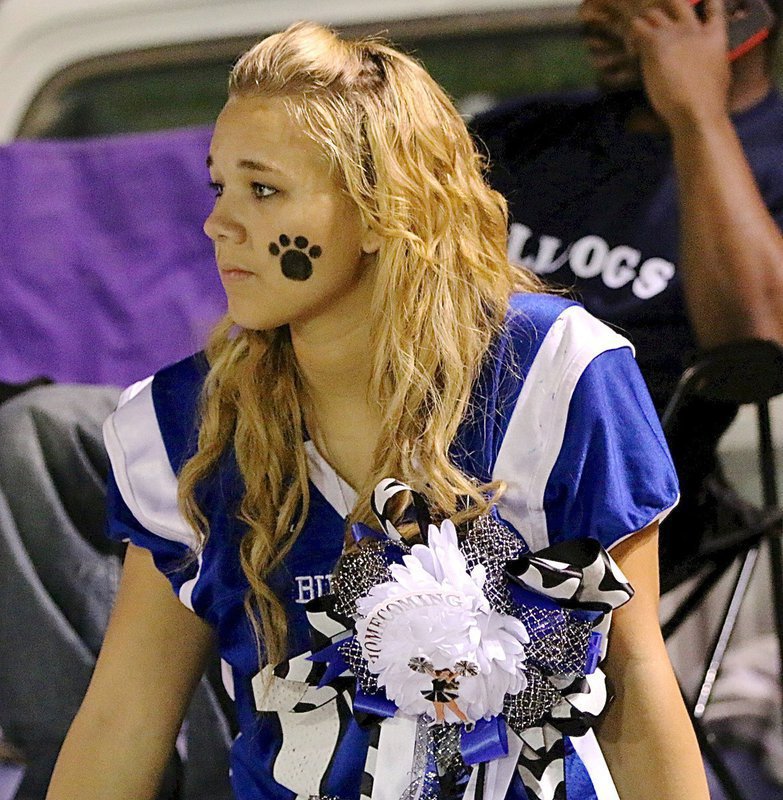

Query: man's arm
left=630, top=0, right=783, bottom=348
left=597, top=523, right=710, bottom=799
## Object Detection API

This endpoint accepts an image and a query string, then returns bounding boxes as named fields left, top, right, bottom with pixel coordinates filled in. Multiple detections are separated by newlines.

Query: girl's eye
left=208, top=181, right=223, bottom=197
left=252, top=183, right=276, bottom=199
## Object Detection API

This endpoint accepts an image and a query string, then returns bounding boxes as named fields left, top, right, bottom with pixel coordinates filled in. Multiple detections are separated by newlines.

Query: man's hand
left=628, top=0, right=731, bottom=129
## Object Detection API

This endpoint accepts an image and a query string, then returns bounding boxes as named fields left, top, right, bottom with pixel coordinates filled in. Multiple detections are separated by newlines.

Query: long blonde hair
left=178, top=21, right=541, bottom=666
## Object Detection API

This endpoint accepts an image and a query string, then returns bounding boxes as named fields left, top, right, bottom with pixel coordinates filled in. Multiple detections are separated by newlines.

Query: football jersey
left=103, top=293, right=679, bottom=799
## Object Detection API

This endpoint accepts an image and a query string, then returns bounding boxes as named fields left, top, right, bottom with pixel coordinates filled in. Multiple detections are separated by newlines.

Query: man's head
left=578, top=0, right=648, bottom=92
left=578, top=0, right=779, bottom=93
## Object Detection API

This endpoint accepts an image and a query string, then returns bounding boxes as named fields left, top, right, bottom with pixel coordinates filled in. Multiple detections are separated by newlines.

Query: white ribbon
left=463, top=725, right=525, bottom=800
left=366, top=715, right=420, bottom=800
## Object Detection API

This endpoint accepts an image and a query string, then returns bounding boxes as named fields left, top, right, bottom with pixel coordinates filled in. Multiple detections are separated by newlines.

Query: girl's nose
left=203, top=207, right=247, bottom=244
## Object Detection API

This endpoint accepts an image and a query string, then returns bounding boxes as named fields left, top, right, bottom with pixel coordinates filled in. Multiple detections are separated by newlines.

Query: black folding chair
left=659, top=339, right=783, bottom=800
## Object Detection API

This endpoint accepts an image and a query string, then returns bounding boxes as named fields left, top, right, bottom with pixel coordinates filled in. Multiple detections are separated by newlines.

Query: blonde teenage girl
left=47, top=22, right=708, bottom=800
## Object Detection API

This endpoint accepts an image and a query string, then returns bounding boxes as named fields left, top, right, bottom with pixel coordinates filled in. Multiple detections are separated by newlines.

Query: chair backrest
left=0, top=125, right=225, bottom=387
left=662, top=339, right=783, bottom=428
left=662, top=339, right=783, bottom=510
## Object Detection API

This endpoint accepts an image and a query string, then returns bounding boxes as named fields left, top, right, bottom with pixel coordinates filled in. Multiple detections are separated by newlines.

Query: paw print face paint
left=269, top=234, right=323, bottom=281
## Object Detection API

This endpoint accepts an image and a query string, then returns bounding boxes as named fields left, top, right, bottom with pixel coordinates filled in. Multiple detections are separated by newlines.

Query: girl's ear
left=361, top=224, right=383, bottom=255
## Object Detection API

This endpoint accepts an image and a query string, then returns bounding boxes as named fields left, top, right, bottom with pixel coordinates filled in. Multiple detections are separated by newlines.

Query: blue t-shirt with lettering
left=471, top=88, right=783, bottom=412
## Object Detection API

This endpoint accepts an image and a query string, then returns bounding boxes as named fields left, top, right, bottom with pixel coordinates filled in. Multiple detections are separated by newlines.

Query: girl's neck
left=291, top=315, right=374, bottom=407
left=292, top=319, right=383, bottom=491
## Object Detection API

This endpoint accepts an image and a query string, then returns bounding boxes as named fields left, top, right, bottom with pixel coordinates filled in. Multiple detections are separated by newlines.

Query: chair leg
left=681, top=547, right=761, bottom=800
left=662, top=562, right=726, bottom=641
left=692, top=547, right=761, bottom=718
left=756, top=403, right=783, bottom=758
left=767, top=531, right=783, bottom=758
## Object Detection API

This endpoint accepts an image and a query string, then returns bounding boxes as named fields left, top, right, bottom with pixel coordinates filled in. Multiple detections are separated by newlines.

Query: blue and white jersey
left=103, top=292, right=679, bottom=800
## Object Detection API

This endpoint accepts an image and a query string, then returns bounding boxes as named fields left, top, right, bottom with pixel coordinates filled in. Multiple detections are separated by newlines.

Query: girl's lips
left=220, top=265, right=257, bottom=280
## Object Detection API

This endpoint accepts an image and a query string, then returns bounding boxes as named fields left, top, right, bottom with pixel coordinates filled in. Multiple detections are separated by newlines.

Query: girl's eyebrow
left=206, top=154, right=283, bottom=174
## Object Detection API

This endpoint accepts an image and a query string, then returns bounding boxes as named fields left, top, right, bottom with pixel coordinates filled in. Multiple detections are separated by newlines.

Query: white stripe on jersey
left=103, top=376, right=198, bottom=550
left=493, top=305, right=632, bottom=552
left=571, top=731, right=621, bottom=800
left=305, top=440, right=357, bottom=518
left=221, top=658, right=236, bottom=701
left=178, top=552, right=203, bottom=610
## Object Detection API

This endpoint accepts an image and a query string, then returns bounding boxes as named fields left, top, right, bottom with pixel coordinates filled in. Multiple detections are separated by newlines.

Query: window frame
left=16, top=7, right=583, bottom=139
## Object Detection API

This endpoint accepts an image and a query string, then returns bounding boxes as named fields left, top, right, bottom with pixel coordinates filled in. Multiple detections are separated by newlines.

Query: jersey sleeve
left=492, top=304, right=679, bottom=553
left=541, top=346, right=679, bottom=549
left=102, top=375, right=202, bottom=609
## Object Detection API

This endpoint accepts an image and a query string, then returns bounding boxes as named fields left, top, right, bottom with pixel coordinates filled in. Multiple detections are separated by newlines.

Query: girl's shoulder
left=106, top=352, right=208, bottom=477
left=499, top=292, right=633, bottom=378
left=146, top=352, right=209, bottom=469
left=485, top=292, right=678, bottom=553
left=456, top=293, right=637, bottom=488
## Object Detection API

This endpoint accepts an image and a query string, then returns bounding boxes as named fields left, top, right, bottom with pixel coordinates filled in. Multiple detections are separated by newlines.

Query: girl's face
left=204, top=94, right=381, bottom=334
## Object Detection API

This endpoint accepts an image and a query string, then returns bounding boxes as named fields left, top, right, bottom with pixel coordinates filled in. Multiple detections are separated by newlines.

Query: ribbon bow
left=252, top=479, right=633, bottom=800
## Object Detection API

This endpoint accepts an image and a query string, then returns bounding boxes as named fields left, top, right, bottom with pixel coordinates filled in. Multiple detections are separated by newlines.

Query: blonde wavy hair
left=178, top=21, right=542, bottom=667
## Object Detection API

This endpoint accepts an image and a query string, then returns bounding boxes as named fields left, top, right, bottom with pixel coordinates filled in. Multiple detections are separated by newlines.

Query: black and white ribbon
left=252, top=481, right=633, bottom=800
left=370, top=478, right=431, bottom=542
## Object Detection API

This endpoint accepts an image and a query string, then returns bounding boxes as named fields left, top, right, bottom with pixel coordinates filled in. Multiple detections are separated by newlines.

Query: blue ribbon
left=351, top=690, right=511, bottom=769
left=308, top=638, right=352, bottom=688
left=351, top=522, right=385, bottom=544
left=508, top=584, right=563, bottom=615
left=353, top=687, right=398, bottom=719
left=584, top=631, right=603, bottom=675
left=460, top=716, right=509, bottom=765
left=508, top=584, right=602, bottom=633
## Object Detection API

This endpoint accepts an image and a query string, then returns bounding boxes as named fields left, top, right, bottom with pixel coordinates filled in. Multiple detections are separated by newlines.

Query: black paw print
left=269, top=234, right=322, bottom=281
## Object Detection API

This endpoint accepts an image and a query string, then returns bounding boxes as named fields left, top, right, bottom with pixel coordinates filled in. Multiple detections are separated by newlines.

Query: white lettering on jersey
left=632, top=257, right=676, bottom=300
left=507, top=223, right=532, bottom=263
left=295, top=574, right=333, bottom=604
left=507, top=223, right=675, bottom=299
left=532, top=235, right=571, bottom=274
left=569, top=235, right=608, bottom=278
left=508, top=224, right=570, bottom=274
left=604, top=246, right=640, bottom=289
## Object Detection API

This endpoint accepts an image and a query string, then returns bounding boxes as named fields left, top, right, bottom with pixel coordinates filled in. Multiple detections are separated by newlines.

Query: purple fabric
left=1, top=125, right=226, bottom=386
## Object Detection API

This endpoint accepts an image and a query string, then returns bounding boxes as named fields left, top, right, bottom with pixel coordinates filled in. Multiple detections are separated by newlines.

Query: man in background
left=472, top=0, right=783, bottom=578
